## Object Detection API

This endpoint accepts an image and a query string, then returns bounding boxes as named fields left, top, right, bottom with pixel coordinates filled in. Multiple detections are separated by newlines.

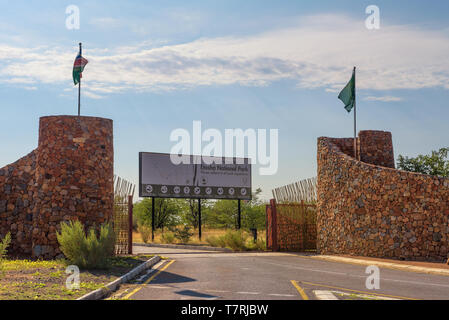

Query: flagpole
left=78, top=42, right=82, bottom=117
left=353, top=66, right=357, bottom=159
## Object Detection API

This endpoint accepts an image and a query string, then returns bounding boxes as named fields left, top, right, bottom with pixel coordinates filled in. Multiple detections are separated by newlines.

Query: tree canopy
left=397, top=147, right=449, bottom=177
left=133, top=188, right=267, bottom=231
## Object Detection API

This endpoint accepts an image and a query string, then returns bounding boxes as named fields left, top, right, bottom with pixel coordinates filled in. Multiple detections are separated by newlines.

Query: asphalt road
left=124, top=246, right=449, bottom=300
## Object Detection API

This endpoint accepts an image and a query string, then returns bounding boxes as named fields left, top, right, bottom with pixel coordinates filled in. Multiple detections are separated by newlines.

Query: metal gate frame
left=266, top=199, right=316, bottom=252
left=113, top=176, right=135, bottom=255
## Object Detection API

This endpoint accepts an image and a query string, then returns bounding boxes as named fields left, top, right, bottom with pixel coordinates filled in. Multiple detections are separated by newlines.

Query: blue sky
left=0, top=1, right=448, bottom=200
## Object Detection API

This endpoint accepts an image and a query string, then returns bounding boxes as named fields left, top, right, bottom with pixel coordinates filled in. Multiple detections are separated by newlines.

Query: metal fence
left=113, top=175, right=135, bottom=255
left=266, top=199, right=317, bottom=252
left=272, top=177, right=317, bottom=203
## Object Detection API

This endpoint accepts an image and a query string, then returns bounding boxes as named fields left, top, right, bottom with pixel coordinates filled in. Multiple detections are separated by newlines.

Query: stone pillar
left=359, top=130, right=395, bottom=168
left=32, top=116, right=114, bottom=258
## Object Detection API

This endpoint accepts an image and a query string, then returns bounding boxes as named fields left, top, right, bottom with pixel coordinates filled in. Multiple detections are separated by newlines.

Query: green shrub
left=174, top=225, right=193, bottom=243
left=205, top=235, right=226, bottom=248
left=57, top=220, right=115, bottom=269
left=246, top=238, right=266, bottom=251
left=0, top=233, right=11, bottom=259
left=161, top=231, right=175, bottom=244
left=138, top=224, right=152, bottom=244
left=0, top=233, right=11, bottom=278
left=223, top=230, right=247, bottom=251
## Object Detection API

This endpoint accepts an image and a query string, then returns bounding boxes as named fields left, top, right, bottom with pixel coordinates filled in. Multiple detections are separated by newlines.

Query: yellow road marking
left=123, top=259, right=175, bottom=300
left=291, top=280, right=309, bottom=300
left=301, top=281, right=418, bottom=300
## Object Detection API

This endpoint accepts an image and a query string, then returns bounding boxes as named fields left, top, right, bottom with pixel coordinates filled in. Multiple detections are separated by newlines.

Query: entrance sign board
left=139, top=152, right=252, bottom=200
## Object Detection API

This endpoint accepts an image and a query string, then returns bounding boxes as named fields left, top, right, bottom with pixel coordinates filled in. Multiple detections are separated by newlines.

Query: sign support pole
left=151, top=197, right=155, bottom=242
left=198, top=199, right=202, bottom=241
left=238, top=199, right=241, bottom=230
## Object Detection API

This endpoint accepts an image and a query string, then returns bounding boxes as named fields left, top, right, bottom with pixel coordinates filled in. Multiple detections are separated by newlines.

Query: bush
left=174, top=225, right=193, bottom=243
left=161, top=231, right=175, bottom=244
left=57, top=220, right=115, bottom=269
left=138, top=224, right=152, bottom=244
left=205, top=235, right=226, bottom=248
left=0, top=233, right=11, bottom=278
left=246, top=238, right=266, bottom=251
left=206, top=230, right=265, bottom=251
left=0, top=233, right=11, bottom=259
left=223, top=230, right=248, bottom=251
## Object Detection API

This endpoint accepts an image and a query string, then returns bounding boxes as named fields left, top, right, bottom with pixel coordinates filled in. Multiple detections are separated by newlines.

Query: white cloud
left=363, top=96, right=403, bottom=102
left=83, top=90, right=104, bottom=99
left=89, top=17, right=121, bottom=29
left=1, top=14, right=449, bottom=97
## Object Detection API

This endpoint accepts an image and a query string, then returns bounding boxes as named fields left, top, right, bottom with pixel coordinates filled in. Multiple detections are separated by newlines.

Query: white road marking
left=268, top=293, right=296, bottom=297
left=332, top=291, right=399, bottom=300
left=380, top=277, right=449, bottom=288
left=236, top=291, right=260, bottom=295
left=313, top=290, right=339, bottom=300
left=180, top=296, right=218, bottom=300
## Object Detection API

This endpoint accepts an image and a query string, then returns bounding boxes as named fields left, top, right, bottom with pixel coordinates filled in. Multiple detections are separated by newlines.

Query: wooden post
left=128, top=195, right=133, bottom=255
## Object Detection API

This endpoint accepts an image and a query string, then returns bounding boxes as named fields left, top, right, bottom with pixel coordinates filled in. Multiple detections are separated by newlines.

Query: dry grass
left=133, top=228, right=266, bottom=245
left=0, top=255, right=153, bottom=300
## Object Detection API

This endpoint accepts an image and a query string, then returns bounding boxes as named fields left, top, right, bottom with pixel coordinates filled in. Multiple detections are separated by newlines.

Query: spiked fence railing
left=272, top=177, right=317, bottom=203
left=113, top=175, right=135, bottom=255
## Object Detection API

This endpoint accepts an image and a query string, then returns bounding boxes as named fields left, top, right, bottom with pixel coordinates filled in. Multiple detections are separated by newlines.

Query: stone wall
left=0, top=116, right=114, bottom=259
left=0, top=151, right=37, bottom=255
left=317, top=130, right=449, bottom=262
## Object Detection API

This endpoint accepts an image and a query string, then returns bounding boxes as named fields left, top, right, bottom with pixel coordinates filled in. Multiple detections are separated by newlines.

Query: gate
left=266, top=199, right=317, bottom=252
left=113, top=176, right=135, bottom=255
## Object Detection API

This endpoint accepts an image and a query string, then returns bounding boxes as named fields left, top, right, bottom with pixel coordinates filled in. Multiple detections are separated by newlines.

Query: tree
left=397, top=147, right=449, bottom=177
left=203, top=188, right=267, bottom=230
left=133, top=198, right=182, bottom=231
left=204, top=199, right=237, bottom=229
left=242, top=188, right=266, bottom=230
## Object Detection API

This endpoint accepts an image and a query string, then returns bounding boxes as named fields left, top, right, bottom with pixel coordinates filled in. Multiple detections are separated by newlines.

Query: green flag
left=338, top=68, right=355, bottom=113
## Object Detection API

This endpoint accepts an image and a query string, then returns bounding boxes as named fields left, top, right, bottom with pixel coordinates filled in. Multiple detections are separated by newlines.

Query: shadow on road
left=174, top=290, right=218, bottom=299
left=150, top=271, right=196, bottom=285
left=146, top=251, right=225, bottom=255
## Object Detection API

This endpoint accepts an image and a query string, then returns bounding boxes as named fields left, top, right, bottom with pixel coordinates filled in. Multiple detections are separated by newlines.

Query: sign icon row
left=145, top=185, right=247, bottom=196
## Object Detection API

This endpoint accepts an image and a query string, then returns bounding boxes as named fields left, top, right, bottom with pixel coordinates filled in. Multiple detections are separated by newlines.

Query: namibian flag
left=73, top=48, right=88, bottom=85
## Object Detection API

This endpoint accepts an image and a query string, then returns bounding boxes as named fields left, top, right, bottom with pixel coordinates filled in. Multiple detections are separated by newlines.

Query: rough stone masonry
left=0, top=116, right=114, bottom=259
left=317, top=130, right=449, bottom=262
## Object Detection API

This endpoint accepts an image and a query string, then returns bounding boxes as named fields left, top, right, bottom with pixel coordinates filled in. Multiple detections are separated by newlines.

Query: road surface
left=115, top=246, right=449, bottom=300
